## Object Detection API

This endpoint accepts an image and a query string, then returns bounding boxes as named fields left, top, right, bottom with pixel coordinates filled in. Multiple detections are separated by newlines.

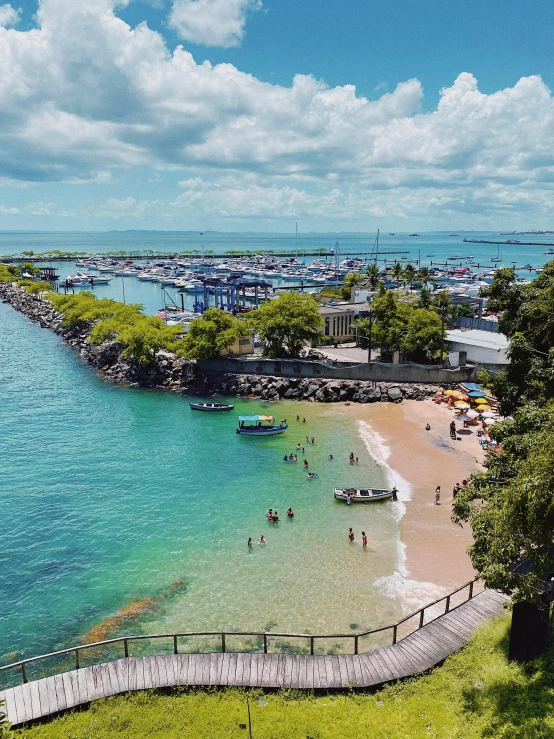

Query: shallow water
left=0, top=303, right=404, bottom=675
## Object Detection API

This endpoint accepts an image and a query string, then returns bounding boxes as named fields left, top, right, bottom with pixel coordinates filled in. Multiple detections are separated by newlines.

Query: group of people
left=249, top=506, right=295, bottom=546
left=348, top=528, right=369, bottom=549
left=348, top=452, right=359, bottom=465
left=434, top=480, right=467, bottom=505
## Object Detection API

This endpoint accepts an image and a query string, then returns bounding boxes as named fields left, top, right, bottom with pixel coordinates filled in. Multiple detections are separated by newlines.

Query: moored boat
left=334, top=487, right=394, bottom=502
left=236, top=415, right=287, bottom=435
left=190, top=402, right=234, bottom=412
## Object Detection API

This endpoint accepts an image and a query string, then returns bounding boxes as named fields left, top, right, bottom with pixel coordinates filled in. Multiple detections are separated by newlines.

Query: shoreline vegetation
left=0, top=279, right=449, bottom=401
left=12, top=613, right=554, bottom=738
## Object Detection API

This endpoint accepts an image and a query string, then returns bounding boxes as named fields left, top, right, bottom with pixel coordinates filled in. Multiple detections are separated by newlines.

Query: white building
left=445, top=329, right=509, bottom=368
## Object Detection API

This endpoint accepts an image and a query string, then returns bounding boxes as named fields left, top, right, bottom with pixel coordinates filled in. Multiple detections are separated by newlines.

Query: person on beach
left=348, top=528, right=354, bottom=542
left=425, top=423, right=431, bottom=431
left=453, top=482, right=461, bottom=498
left=434, top=486, right=441, bottom=505
left=392, top=487, right=398, bottom=501
left=304, top=459, right=309, bottom=469
left=287, top=507, right=294, bottom=518
left=259, top=535, right=266, bottom=544
left=450, top=421, right=456, bottom=439
left=248, top=538, right=252, bottom=548
left=362, top=532, right=368, bottom=550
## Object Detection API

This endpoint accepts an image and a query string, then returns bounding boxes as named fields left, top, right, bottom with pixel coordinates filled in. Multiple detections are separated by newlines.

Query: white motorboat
left=334, top=487, right=394, bottom=503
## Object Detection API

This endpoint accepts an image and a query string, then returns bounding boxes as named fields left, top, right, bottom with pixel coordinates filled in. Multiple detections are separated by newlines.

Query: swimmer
left=287, top=507, right=294, bottom=518
left=311, top=436, right=315, bottom=444
left=348, top=528, right=354, bottom=542
left=307, top=472, right=316, bottom=479
left=248, top=538, right=252, bottom=548
left=349, top=452, right=354, bottom=464
left=296, top=443, right=301, bottom=450
left=329, top=454, right=334, bottom=460
left=362, top=531, right=368, bottom=549
left=283, top=455, right=288, bottom=462
left=355, top=457, right=359, bottom=464
left=296, top=415, right=300, bottom=421
left=301, top=447, right=305, bottom=454
left=304, top=459, right=309, bottom=469
left=266, top=508, right=273, bottom=519
left=259, top=535, right=266, bottom=544
left=272, top=511, right=279, bottom=522
left=302, top=418, right=306, bottom=423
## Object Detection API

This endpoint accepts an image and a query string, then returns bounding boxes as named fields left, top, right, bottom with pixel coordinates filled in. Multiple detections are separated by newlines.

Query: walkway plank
left=0, top=590, right=509, bottom=726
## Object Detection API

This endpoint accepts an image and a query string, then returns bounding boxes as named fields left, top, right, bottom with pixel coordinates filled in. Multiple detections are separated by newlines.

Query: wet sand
left=339, top=399, right=485, bottom=592
left=369, top=400, right=484, bottom=589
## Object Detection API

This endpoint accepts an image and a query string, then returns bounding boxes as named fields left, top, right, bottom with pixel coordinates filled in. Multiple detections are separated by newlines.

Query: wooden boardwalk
left=0, top=590, right=507, bottom=727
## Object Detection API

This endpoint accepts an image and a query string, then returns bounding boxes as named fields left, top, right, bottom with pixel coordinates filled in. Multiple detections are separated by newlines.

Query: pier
left=0, top=582, right=508, bottom=726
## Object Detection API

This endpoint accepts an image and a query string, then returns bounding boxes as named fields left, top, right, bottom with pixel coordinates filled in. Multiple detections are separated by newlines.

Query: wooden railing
left=0, top=577, right=482, bottom=687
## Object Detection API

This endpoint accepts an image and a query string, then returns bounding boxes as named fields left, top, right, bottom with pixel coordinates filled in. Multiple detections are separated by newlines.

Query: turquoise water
left=0, top=302, right=403, bottom=677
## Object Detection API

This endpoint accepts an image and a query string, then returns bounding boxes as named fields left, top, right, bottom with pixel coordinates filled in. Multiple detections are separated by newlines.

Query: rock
left=388, top=387, right=403, bottom=402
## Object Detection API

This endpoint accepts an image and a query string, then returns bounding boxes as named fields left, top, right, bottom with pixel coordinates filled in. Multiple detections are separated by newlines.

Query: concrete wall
left=447, top=340, right=508, bottom=367
left=198, top=357, right=475, bottom=383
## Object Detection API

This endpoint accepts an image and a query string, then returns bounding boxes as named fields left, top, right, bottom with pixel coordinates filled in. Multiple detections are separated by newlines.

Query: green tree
left=391, top=262, right=403, bottom=282
left=372, top=291, right=413, bottom=356
left=456, top=301, right=475, bottom=318
left=118, top=319, right=182, bottom=365
left=417, top=287, right=433, bottom=309
left=481, top=263, right=554, bottom=415
left=401, top=264, right=416, bottom=291
left=400, top=308, right=443, bottom=362
left=181, top=308, right=243, bottom=360
left=453, top=405, right=554, bottom=603
left=0, top=699, right=11, bottom=738
left=366, top=263, right=379, bottom=289
left=248, top=292, right=323, bottom=358
left=340, top=271, right=366, bottom=300
left=417, top=266, right=433, bottom=290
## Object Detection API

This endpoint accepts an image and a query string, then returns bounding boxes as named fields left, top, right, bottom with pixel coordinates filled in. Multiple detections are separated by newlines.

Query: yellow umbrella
left=444, top=390, right=457, bottom=396
left=477, top=404, right=491, bottom=411
left=454, top=401, right=469, bottom=407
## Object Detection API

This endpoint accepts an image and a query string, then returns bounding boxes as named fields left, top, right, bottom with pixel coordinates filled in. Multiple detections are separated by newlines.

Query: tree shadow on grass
left=461, top=623, right=554, bottom=737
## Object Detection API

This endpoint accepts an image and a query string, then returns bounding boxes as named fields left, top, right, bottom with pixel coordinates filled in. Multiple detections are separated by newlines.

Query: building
left=221, top=334, right=254, bottom=356
left=445, top=328, right=509, bottom=368
left=318, top=302, right=372, bottom=341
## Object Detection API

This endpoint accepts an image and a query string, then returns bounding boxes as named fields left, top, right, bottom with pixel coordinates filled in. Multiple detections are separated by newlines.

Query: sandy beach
left=341, top=398, right=485, bottom=592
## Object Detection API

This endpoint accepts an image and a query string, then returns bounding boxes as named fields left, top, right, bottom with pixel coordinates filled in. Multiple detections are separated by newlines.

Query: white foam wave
left=359, top=419, right=445, bottom=613
left=358, top=420, right=411, bottom=522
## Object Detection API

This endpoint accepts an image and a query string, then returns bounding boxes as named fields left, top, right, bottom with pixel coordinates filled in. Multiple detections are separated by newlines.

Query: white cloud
left=0, top=3, right=20, bottom=27
left=169, top=0, right=262, bottom=48
left=0, top=0, right=552, bottom=227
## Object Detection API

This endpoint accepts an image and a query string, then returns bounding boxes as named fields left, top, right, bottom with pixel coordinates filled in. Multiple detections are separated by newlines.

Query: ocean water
left=0, top=301, right=409, bottom=683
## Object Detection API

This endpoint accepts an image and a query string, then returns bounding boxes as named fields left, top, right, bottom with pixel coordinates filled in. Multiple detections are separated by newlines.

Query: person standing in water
left=362, top=532, right=368, bottom=550
left=248, top=538, right=252, bottom=548
left=304, top=459, right=309, bottom=469
left=348, top=528, right=354, bottom=542
left=259, top=535, right=266, bottom=544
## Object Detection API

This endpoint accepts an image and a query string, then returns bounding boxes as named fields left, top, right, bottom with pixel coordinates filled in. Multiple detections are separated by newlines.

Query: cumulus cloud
left=0, top=0, right=553, bottom=226
left=0, top=3, right=20, bottom=27
left=169, top=0, right=262, bottom=47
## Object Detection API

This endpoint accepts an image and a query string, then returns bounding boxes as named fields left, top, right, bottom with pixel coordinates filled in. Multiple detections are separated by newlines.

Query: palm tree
left=402, top=264, right=417, bottom=292
left=418, top=287, right=433, bottom=309
left=417, top=266, right=434, bottom=290
left=366, top=263, right=379, bottom=289
left=391, top=262, right=403, bottom=282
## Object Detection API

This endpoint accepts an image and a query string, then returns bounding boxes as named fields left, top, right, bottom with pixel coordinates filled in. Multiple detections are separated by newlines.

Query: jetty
left=0, top=582, right=508, bottom=727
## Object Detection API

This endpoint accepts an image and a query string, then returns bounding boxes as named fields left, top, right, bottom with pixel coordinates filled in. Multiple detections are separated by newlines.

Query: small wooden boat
left=236, top=415, right=287, bottom=436
left=189, top=402, right=234, bottom=412
left=334, top=487, right=394, bottom=503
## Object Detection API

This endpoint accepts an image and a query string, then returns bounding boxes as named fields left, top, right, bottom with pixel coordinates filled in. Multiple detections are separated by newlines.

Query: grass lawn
left=10, top=613, right=554, bottom=738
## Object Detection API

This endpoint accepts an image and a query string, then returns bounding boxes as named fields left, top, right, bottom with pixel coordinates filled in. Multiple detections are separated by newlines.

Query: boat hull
left=334, top=488, right=393, bottom=502
left=237, top=425, right=287, bottom=436
left=190, top=403, right=234, bottom=412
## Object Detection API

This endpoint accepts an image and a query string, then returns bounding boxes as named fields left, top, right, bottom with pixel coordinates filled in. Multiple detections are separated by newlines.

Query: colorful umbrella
left=476, top=405, right=491, bottom=411
left=454, top=402, right=470, bottom=409
left=444, top=390, right=457, bottom=396
left=481, top=410, right=495, bottom=418
left=467, top=410, right=480, bottom=418
left=483, top=417, right=497, bottom=425
left=456, top=414, right=471, bottom=422
left=468, top=391, right=487, bottom=398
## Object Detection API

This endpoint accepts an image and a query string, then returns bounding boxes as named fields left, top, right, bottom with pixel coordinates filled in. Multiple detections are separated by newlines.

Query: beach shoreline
left=342, top=399, right=485, bottom=595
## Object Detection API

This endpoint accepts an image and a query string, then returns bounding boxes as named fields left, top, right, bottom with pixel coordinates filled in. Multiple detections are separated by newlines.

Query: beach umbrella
left=454, top=401, right=470, bottom=409
left=483, top=417, right=497, bottom=425
left=481, top=410, right=495, bottom=418
left=444, top=390, right=457, bottom=396
left=456, top=414, right=471, bottom=422
left=477, top=404, right=491, bottom=411
left=468, top=391, right=487, bottom=398
left=467, top=410, right=480, bottom=418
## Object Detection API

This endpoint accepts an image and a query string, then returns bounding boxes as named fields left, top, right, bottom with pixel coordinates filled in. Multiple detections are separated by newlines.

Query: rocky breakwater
left=0, top=282, right=193, bottom=389
left=193, top=372, right=445, bottom=403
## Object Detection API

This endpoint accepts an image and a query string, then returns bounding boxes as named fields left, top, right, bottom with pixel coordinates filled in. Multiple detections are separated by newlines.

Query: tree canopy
left=181, top=308, right=243, bottom=360
left=453, top=404, right=554, bottom=603
left=481, top=263, right=554, bottom=415
left=248, top=292, right=323, bottom=358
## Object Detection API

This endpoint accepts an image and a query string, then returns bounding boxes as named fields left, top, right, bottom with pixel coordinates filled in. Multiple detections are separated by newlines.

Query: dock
left=0, top=588, right=508, bottom=727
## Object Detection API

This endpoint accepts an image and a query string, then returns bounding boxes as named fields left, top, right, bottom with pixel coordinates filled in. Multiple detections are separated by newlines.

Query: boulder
left=388, top=387, right=403, bottom=402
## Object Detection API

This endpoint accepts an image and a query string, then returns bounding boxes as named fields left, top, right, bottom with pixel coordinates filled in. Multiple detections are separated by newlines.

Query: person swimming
left=348, top=528, right=354, bottom=542
left=303, top=459, right=309, bottom=469
left=329, top=454, right=334, bottom=460
left=266, top=508, right=273, bottom=519
left=248, top=538, right=252, bottom=548
left=259, top=535, right=266, bottom=544
left=307, top=472, right=316, bottom=479
left=287, top=507, right=294, bottom=518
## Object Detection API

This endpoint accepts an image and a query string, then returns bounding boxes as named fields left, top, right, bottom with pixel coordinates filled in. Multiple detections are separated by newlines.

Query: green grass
left=14, top=614, right=554, bottom=738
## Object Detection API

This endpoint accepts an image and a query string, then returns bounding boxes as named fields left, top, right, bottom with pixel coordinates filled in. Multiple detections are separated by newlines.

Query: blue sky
left=0, top=0, right=553, bottom=231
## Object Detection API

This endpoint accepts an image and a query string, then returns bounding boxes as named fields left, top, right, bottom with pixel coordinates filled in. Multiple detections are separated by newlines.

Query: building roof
left=319, top=301, right=370, bottom=315
left=445, top=329, right=509, bottom=351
